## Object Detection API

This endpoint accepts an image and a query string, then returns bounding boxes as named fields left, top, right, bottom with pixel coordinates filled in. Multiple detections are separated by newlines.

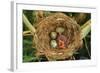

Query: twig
left=23, top=34, right=33, bottom=36
left=23, top=31, right=31, bottom=34
left=23, top=31, right=32, bottom=36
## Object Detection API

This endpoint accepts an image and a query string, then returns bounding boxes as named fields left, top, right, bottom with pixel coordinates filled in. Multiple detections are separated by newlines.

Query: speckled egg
left=50, top=40, right=57, bottom=48
left=56, top=27, right=65, bottom=34
left=50, top=31, right=57, bottom=39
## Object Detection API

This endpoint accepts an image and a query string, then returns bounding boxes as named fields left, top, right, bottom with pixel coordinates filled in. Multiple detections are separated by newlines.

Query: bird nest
left=33, top=13, right=83, bottom=61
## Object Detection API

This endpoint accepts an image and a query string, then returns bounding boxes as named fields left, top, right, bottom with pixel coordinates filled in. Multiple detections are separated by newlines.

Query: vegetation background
left=23, top=10, right=91, bottom=62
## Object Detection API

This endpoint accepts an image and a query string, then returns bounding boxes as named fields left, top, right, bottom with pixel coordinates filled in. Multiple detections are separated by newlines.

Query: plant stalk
left=23, top=14, right=36, bottom=34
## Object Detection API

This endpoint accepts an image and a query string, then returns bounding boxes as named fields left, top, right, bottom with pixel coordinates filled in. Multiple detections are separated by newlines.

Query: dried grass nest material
left=34, top=13, right=83, bottom=60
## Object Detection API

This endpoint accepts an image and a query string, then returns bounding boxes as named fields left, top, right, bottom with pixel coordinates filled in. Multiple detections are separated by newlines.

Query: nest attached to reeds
left=34, top=13, right=83, bottom=61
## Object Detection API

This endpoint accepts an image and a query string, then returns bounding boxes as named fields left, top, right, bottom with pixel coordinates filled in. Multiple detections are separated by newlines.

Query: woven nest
left=33, top=13, right=83, bottom=60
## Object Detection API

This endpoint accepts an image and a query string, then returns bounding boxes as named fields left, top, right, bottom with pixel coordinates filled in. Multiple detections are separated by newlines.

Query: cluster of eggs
left=50, top=27, right=66, bottom=49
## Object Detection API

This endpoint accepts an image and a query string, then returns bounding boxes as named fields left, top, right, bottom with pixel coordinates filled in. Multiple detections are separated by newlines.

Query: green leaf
left=23, top=55, right=38, bottom=62
left=81, top=20, right=91, bottom=39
